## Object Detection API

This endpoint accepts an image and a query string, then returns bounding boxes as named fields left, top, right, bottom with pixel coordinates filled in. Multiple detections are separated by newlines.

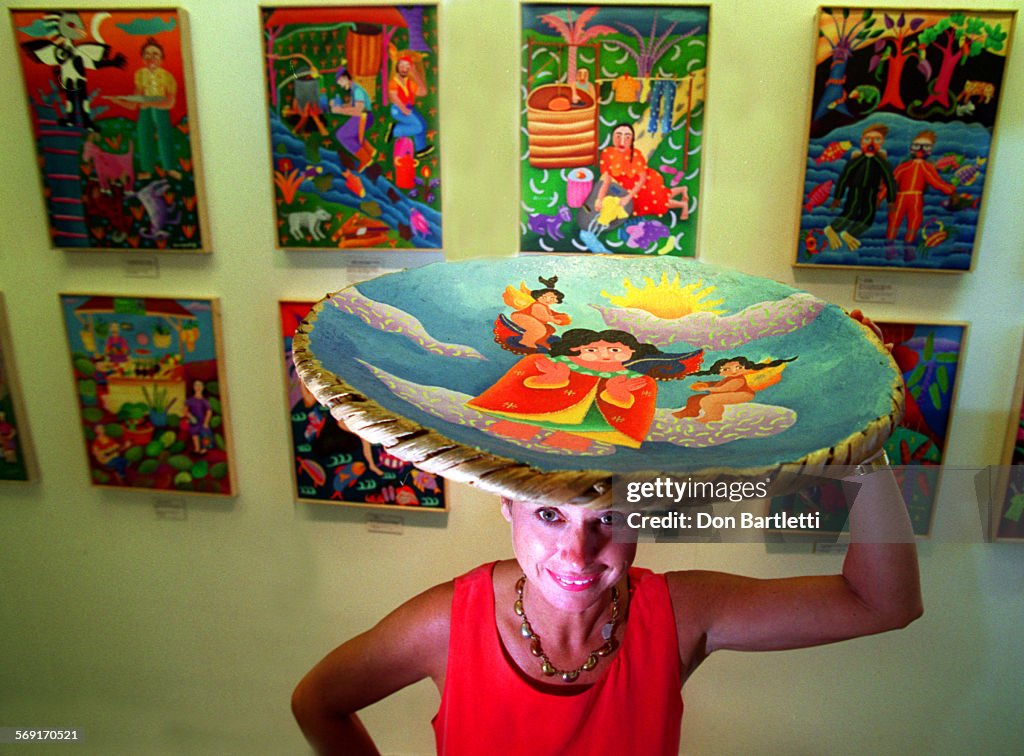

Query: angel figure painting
left=297, top=257, right=900, bottom=478
left=520, top=5, right=709, bottom=256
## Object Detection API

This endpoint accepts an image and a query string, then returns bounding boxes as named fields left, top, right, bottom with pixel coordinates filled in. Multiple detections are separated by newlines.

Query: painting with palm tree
left=520, top=4, right=709, bottom=256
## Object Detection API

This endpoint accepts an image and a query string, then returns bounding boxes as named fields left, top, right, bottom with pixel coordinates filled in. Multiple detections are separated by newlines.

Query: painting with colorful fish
left=0, top=294, right=38, bottom=483
left=11, top=9, right=207, bottom=251
left=770, top=320, right=965, bottom=537
left=280, top=301, right=446, bottom=510
left=520, top=5, right=708, bottom=257
left=995, top=337, right=1024, bottom=541
left=796, top=8, right=1014, bottom=272
left=60, top=295, right=235, bottom=495
left=262, top=6, right=441, bottom=251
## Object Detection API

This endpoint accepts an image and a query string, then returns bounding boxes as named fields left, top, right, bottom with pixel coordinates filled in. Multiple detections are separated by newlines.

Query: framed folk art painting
left=795, top=7, right=1014, bottom=272
left=280, top=301, right=446, bottom=510
left=10, top=8, right=208, bottom=251
left=60, top=294, right=235, bottom=495
left=771, top=320, right=966, bottom=537
left=993, top=335, right=1024, bottom=541
left=520, top=4, right=708, bottom=256
left=261, top=5, right=441, bottom=250
left=0, top=294, right=38, bottom=483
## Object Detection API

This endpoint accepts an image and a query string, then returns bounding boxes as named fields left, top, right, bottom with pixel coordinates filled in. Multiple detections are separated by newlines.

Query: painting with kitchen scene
left=770, top=320, right=965, bottom=537
left=795, top=7, right=1014, bottom=271
left=11, top=8, right=207, bottom=251
left=520, top=4, right=708, bottom=256
left=262, top=5, right=440, bottom=250
left=60, top=294, right=234, bottom=495
left=993, top=336, right=1024, bottom=541
left=0, top=294, right=38, bottom=483
left=281, top=301, right=445, bottom=510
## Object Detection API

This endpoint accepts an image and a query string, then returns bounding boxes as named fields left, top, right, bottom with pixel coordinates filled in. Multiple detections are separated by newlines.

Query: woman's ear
left=500, top=497, right=513, bottom=523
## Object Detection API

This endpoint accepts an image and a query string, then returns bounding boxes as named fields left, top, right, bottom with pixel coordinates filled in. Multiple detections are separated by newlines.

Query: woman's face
left=503, top=499, right=636, bottom=613
left=142, top=45, right=163, bottom=70
left=569, top=339, right=634, bottom=369
left=537, top=291, right=559, bottom=305
left=717, top=360, right=749, bottom=376
left=612, top=127, right=633, bottom=152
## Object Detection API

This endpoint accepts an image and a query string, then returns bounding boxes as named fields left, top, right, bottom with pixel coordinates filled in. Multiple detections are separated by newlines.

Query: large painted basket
left=293, top=255, right=903, bottom=505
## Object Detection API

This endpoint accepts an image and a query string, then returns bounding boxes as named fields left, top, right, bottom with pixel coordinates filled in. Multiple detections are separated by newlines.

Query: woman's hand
left=848, top=308, right=892, bottom=351
left=603, top=374, right=647, bottom=404
left=528, top=357, right=571, bottom=387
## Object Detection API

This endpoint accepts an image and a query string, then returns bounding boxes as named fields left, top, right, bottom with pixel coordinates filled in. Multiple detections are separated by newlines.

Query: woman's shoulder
left=382, top=578, right=456, bottom=640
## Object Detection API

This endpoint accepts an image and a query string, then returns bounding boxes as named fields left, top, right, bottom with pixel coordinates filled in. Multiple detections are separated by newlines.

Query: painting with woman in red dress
left=596, top=123, right=690, bottom=221
left=470, top=326, right=702, bottom=453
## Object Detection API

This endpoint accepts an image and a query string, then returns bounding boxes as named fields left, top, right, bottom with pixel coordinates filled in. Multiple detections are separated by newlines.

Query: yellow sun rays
left=601, top=274, right=725, bottom=319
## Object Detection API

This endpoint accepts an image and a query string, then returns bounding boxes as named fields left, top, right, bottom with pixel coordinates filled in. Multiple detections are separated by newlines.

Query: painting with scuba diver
left=60, top=294, right=235, bottom=495
left=795, top=8, right=1014, bottom=272
left=261, top=6, right=440, bottom=251
left=11, top=8, right=207, bottom=251
left=520, top=5, right=708, bottom=257
left=280, top=301, right=446, bottom=510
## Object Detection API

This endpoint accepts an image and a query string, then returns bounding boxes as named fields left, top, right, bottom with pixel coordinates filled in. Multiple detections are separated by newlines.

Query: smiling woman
left=290, top=257, right=922, bottom=755
left=292, top=469, right=921, bottom=756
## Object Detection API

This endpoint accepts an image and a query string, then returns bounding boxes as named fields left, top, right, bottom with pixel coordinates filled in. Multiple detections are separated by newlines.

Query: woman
left=331, top=68, right=376, bottom=171
left=291, top=314, right=921, bottom=754
left=467, top=328, right=699, bottom=452
left=595, top=123, right=689, bottom=218
left=292, top=463, right=920, bottom=754
left=108, top=37, right=180, bottom=180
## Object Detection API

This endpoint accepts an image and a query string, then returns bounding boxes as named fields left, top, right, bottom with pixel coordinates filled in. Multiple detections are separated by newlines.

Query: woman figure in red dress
left=595, top=123, right=690, bottom=219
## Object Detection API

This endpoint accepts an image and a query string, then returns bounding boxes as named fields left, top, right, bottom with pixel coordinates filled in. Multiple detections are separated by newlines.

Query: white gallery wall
left=0, top=0, right=1022, bottom=753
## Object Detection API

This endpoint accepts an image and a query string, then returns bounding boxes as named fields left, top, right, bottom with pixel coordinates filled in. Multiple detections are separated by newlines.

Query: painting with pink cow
left=12, top=8, right=207, bottom=251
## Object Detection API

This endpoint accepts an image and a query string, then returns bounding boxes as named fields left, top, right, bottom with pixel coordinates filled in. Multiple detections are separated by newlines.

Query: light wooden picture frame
left=59, top=294, right=235, bottom=495
left=993, top=334, right=1024, bottom=541
left=771, top=319, right=967, bottom=537
left=519, top=3, right=709, bottom=256
left=281, top=301, right=446, bottom=510
left=794, top=7, right=1014, bottom=272
left=261, top=5, right=441, bottom=251
left=10, top=7, right=208, bottom=252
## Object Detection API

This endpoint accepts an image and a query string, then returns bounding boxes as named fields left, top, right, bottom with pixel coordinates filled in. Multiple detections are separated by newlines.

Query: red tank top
left=433, top=563, right=683, bottom=755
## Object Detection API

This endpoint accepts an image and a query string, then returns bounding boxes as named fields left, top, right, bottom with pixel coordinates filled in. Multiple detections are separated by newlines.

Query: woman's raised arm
left=668, top=463, right=922, bottom=672
left=292, top=581, right=453, bottom=755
